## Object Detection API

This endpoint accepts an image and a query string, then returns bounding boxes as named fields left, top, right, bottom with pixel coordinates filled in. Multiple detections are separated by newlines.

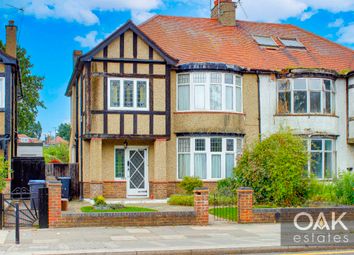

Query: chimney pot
left=5, top=20, right=17, bottom=58
left=73, top=50, right=83, bottom=67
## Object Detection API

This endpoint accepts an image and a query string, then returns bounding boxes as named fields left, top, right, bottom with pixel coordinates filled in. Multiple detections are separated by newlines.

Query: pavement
left=0, top=223, right=353, bottom=255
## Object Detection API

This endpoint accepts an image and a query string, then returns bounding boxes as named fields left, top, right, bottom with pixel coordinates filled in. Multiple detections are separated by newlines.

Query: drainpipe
left=79, top=74, right=84, bottom=201
left=346, top=77, right=349, bottom=144
left=256, top=72, right=261, bottom=141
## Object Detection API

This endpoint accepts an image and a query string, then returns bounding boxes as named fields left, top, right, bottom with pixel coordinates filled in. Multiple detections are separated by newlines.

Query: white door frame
left=125, top=146, right=149, bottom=198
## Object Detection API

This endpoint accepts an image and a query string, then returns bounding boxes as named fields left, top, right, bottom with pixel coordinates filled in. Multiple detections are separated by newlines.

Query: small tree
left=0, top=156, right=9, bottom=192
left=234, top=130, right=309, bottom=206
left=57, top=123, right=71, bottom=141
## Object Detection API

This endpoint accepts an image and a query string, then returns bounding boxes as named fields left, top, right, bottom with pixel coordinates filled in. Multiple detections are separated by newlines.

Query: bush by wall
left=178, top=176, right=203, bottom=194
left=0, top=156, right=8, bottom=192
left=334, top=172, right=354, bottom=205
left=234, top=130, right=309, bottom=207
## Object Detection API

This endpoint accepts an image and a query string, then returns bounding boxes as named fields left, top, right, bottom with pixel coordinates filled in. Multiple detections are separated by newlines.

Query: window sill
left=274, top=113, right=339, bottom=118
left=174, top=111, right=245, bottom=115
left=110, top=179, right=127, bottom=182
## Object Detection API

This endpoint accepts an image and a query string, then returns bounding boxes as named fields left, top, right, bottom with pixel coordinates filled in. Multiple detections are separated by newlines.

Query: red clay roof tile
left=139, top=15, right=354, bottom=72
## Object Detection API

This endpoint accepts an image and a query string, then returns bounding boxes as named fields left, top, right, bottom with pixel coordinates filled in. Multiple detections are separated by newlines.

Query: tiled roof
left=139, top=15, right=354, bottom=72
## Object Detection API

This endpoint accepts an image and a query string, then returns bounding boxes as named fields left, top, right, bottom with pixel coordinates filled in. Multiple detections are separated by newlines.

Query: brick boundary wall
left=237, top=187, right=276, bottom=224
left=47, top=181, right=209, bottom=228
left=236, top=187, right=354, bottom=223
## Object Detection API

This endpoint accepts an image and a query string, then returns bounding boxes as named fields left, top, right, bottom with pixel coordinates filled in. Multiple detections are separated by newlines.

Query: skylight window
left=253, top=35, right=278, bottom=47
left=279, top=38, right=305, bottom=48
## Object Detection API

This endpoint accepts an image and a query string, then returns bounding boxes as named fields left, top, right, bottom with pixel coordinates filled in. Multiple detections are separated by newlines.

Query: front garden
left=168, top=130, right=354, bottom=221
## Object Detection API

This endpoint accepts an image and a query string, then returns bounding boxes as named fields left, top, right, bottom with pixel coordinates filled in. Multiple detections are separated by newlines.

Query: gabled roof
left=0, top=49, right=17, bottom=65
left=139, top=15, right=354, bottom=73
left=66, top=20, right=178, bottom=96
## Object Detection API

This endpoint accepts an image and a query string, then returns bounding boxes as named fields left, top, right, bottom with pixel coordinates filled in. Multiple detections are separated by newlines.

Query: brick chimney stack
left=6, top=20, right=17, bottom=58
left=73, top=50, right=83, bottom=67
left=211, top=0, right=236, bottom=26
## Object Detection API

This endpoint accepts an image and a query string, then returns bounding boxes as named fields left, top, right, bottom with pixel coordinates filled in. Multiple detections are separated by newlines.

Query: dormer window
left=279, top=38, right=305, bottom=48
left=253, top=35, right=278, bottom=47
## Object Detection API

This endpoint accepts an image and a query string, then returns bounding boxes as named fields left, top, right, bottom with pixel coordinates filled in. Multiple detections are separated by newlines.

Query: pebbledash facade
left=66, top=0, right=354, bottom=199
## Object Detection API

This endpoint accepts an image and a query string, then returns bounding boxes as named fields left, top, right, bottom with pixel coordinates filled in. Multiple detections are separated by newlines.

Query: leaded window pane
left=211, top=73, right=222, bottom=84
left=193, top=73, right=206, bottom=83
left=211, top=138, right=222, bottom=152
left=178, top=138, right=190, bottom=152
left=178, top=74, right=190, bottom=84
left=115, top=149, right=125, bottom=178
left=137, top=81, right=147, bottom=108
left=195, top=139, right=205, bottom=151
left=236, top=76, right=242, bottom=86
left=236, top=138, right=243, bottom=155
left=124, top=80, right=134, bottom=107
left=110, top=80, right=120, bottom=107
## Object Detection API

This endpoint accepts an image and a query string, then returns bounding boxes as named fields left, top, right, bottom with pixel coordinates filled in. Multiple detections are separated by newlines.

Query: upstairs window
left=177, top=72, right=242, bottom=113
left=279, top=38, right=305, bottom=48
left=0, top=77, right=4, bottom=108
left=253, top=35, right=278, bottom=47
left=108, top=78, right=149, bottom=111
left=277, top=78, right=335, bottom=114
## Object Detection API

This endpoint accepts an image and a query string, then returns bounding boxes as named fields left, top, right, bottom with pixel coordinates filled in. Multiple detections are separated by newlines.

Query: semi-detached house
left=66, top=0, right=354, bottom=199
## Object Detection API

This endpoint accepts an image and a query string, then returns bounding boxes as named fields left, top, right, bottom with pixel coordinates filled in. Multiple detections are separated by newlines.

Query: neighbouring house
left=17, top=134, right=43, bottom=157
left=0, top=21, right=21, bottom=162
left=66, top=0, right=354, bottom=199
left=44, top=136, right=68, bottom=147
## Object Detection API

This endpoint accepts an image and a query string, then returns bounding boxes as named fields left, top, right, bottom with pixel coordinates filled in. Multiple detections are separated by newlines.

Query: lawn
left=209, top=207, right=237, bottom=221
left=81, top=206, right=157, bottom=213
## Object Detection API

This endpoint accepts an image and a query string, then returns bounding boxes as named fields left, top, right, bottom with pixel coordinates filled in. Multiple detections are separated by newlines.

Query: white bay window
left=108, top=78, right=149, bottom=110
left=177, top=137, right=243, bottom=180
left=277, top=78, right=335, bottom=114
left=177, top=72, right=243, bottom=112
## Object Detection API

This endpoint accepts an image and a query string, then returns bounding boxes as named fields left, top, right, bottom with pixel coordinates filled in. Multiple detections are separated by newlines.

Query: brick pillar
left=193, top=188, right=209, bottom=225
left=47, top=181, right=62, bottom=227
left=237, top=187, right=254, bottom=223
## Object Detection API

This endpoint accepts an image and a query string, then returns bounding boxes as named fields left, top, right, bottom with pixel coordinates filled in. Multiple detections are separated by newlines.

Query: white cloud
left=131, top=10, right=155, bottom=24
left=4, top=0, right=163, bottom=25
left=328, top=18, right=344, bottom=28
left=300, top=10, right=317, bottom=21
left=74, top=31, right=102, bottom=48
left=337, top=24, right=354, bottom=44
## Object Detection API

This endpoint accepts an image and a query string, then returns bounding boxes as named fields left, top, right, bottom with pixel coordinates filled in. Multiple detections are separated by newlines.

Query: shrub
left=216, top=178, right=239, bottom=197
left=178, top=176, right=203, bottom=194
left=168, top=194, right=194, bottom=206
left=93, top=195, right=107, bottom=207
left=209, top=193, right=236, bottom=205
left=334, top=172, right=354, bottom=205
left=44, top=143, right=69, bottom=163
left=234, top=130, right=309, bottom=207
left=0, top=157, right=9, bottom=192
left=308, top=177, right=337, bottom=203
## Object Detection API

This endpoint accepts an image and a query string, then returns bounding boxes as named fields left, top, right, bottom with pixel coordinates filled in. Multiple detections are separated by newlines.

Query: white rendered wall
left=259, top=75, right=354, bottom=174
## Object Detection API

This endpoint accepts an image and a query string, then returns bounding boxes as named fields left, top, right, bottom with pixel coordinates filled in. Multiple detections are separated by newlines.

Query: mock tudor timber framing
left=69, top=20, right=174, bottom=141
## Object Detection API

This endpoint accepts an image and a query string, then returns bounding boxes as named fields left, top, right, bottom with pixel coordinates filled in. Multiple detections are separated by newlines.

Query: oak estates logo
left=280, top=208, right=353, bottom=246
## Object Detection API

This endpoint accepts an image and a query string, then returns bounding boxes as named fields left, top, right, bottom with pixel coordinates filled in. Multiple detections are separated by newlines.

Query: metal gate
left=211, top=193, right=237, bottom=222
left=0, top=187, right=48, bottom=228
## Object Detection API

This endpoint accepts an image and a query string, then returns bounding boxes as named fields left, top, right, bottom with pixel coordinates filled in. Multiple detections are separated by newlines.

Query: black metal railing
left=211, top=193, right=237, bottom=222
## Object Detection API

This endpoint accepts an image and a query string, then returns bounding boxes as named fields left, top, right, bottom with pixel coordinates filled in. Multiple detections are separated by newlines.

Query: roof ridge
left=236, top=19, right=293, bottom=27
left=138, top=14, right=160, bottom=28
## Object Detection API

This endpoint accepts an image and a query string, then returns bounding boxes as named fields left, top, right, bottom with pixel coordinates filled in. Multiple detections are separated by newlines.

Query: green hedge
left=167, top=194, right=236, bottom=206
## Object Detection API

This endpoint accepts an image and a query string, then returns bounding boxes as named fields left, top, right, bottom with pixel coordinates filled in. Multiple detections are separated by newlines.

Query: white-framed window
left=177, top=136, right=243, bottom=180
left=277, top=78, right=335, bottom=114
left=177, top=72, right=243, bottom=113
left=305, top=138, right=336, bottom=179
left=108, top=78, right=149, bottom=110
left=114, top=148, right=125, bottom=179
left=0, top=77, right=5, bottom=108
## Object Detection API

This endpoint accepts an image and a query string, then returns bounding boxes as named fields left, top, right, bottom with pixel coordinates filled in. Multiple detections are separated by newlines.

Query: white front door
left=126, top=148, right=149, bottom=197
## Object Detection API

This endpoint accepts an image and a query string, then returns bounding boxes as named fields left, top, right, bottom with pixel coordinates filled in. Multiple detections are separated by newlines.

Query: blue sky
left=0, top=0, right=353, bottom=137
